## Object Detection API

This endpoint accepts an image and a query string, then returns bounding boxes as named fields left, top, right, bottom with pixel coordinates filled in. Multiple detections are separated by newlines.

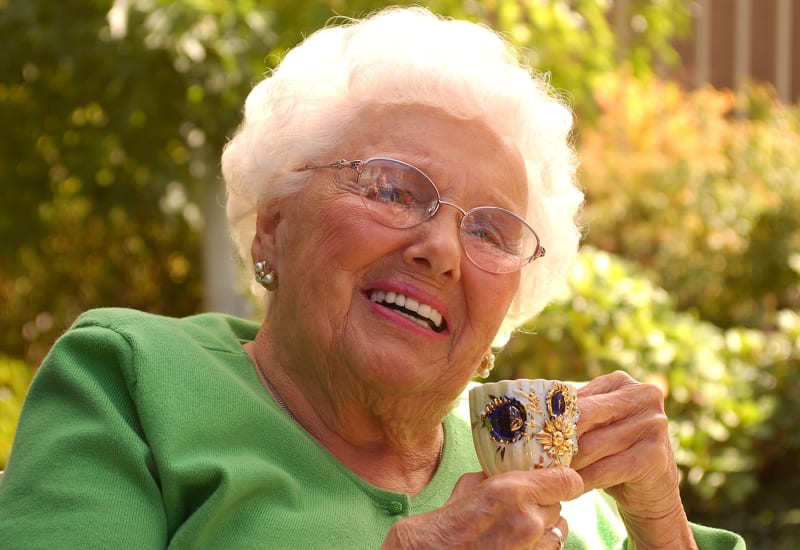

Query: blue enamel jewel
left=481, top=395, right=527, bottom=444
left=550, top=389, right=566, bottom=417
left=546, top=381, right=574, bottom=419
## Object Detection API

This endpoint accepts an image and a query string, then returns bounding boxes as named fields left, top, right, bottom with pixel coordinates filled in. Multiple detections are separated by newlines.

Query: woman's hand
left=382, top=467, right=582, bottom=549
left=572, top=371, right=697, bottom=549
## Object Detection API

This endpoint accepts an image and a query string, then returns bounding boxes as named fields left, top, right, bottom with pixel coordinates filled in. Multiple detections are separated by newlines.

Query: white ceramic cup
left=469, top=379, right=580, bottom=476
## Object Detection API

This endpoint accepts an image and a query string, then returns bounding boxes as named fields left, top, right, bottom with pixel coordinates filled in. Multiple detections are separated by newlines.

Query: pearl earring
left=255, top=261, right=278, bottom=291
left=478, top=352, right=495, bottom=378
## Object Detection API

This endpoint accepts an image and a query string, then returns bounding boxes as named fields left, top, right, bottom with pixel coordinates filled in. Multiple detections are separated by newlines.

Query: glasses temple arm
left=301, top=159, right=362, bottom=171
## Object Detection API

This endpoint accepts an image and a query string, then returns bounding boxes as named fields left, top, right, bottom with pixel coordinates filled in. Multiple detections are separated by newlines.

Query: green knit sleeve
left=690, top=522, right=747, bottom=549
left=0, top=317, right=167, bottom=549
left=590, top=489, right=745, bottom=550
left=616, top=523, right=746, bottom=550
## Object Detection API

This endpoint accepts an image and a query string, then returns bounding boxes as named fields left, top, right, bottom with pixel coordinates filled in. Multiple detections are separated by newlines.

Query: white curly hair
left=221, top=6, right=583, bottom=347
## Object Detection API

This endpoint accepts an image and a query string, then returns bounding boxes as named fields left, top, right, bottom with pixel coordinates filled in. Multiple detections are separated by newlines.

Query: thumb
left=524, top=467, right=585, bottom=505
left=447, top=471, right=488, bottom=501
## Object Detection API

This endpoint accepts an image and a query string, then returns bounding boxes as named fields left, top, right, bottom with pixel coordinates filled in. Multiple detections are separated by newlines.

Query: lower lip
left=366, top=299, right=448, bottom=339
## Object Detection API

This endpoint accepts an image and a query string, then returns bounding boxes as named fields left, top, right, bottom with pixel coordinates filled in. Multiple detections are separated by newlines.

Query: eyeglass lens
left=354, top=158, right=538, bottom=273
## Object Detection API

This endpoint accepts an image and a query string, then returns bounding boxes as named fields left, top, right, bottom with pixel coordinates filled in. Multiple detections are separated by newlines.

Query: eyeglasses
left=301, top=157, right=546, bottom=274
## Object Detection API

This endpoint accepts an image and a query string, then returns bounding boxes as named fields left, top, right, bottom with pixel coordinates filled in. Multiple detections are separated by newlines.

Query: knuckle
left=386, top=519, right=421, bottom=548
left=640, top=381, right=666, bottom=403
left=524, top=468, right=582, bottom=504
left=637, top=413, right=670, bottom=444
left=611, top=370, right=634, bottom=383
left=552, top=466, right=584, bottom=495
left=627, top=381, right=667, bottom=414
left=518, top=515, right=545, bottom=540
left=489, top=472, right=530, bottom=496
left=653, top=411, right=670, bottom=430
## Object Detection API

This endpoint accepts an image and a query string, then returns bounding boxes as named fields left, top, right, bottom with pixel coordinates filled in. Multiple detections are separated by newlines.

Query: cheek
left=313, top=201, right=396, bottom=271
left=285, top=196, right=384, bottom=275
left=465, top=271, right=520, bottom=330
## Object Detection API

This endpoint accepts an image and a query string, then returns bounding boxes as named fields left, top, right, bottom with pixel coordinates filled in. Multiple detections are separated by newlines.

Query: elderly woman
left=0, top=7, right=742, bottom=549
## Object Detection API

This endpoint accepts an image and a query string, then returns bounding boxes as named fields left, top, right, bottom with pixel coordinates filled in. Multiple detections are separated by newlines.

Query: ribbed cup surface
left=469, top=379, right=579, bottom=476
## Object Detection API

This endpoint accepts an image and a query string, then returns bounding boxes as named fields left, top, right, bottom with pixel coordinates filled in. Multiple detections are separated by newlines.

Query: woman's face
left=257, top=105, right=528, bottom=398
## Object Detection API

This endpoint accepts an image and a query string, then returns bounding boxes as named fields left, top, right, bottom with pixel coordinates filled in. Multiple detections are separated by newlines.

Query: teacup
left=469, top=379, right=580, bottom=476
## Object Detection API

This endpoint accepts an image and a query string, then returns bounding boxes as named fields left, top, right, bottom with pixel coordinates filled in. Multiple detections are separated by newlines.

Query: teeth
left=369, top=290, right=444, bottom=329
left=397, top=311, right=433, bottom=330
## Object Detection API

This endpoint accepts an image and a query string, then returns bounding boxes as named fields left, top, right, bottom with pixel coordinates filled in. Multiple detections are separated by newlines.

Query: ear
left=250, top=200, right=284, bottom=267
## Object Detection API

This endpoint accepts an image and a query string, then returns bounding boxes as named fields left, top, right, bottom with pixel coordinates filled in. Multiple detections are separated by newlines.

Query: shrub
left=578, top=73, right=800, bottom=330
left=495, top=247, right=800, bottom=545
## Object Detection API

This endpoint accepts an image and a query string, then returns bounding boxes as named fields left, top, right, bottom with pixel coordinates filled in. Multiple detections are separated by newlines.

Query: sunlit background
left=1, top=1, right=798, bottom=547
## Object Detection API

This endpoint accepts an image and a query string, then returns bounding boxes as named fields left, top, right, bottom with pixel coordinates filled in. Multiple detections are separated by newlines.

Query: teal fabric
left=0, top=308, right=744, bottom=548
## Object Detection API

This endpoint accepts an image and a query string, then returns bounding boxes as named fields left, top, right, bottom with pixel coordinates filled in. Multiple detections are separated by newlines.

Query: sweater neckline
left=236, top=343, right=462, bottom=506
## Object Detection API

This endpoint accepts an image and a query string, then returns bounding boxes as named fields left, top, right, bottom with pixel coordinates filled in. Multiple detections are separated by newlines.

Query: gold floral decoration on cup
left=469, top=379, right=579, bottom=476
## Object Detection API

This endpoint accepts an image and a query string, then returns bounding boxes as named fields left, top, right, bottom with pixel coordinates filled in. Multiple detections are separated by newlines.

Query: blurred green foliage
left=496, top=248, right=800, bottom=547
left=427, top=0, right=690, bottom=122
left=0, top=356, right=34, bottom=465
left=562, top=78, right=800, bottom=546
left=1, top=0, right=798, bottom=547
left=579, top=74, right=800, bottom=329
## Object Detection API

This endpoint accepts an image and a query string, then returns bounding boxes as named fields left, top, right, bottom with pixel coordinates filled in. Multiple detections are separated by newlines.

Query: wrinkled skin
left=382, top=467, right=581, bottom=549
left=573, top=371, right=697, bottom=549
left=252, top=102, right=695, bottom=547
left=384, top=372, right=697, bottom=549
left=250, top=105, right=530, bottom=494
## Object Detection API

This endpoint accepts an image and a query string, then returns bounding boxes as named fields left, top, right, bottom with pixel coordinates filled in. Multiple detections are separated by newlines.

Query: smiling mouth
left=369, top=290, right=447, bottom=333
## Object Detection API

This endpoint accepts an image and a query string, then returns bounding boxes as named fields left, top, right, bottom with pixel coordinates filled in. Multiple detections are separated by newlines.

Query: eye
left=463, top=218, right=512, bottom=252
left=473, top=227, right=503, bottom=246
left=361, top=171, right=420, bottom=208
left=375, top=181, right=414, bottom=205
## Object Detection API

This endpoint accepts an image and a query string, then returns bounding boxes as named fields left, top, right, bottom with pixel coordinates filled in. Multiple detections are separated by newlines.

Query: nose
left=401, top=204, right=463, bottom=280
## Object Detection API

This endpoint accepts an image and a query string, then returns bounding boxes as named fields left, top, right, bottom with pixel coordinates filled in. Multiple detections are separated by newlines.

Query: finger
left=577, top=380, right=665, bottom=437
left=461, top=503, right=563, bottom=550
left=579, top=449, right=682, bottom=523
left=441, top=468, right=581, bottom=546
left=571, top=422, right=637, bottom=473
left=448, top=471, right=488, bottom=500
left=517, top=466, right=584, bottom=505
left=576, top=430, right=674, bottom=492
left=577, top=370, right=636, bottom=397
left=572, top=406, right=669, bottom=471
left=576, top=372, right=639, bottom=436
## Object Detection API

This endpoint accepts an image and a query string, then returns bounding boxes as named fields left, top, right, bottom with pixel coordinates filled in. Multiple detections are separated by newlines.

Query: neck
left=244, top=337, right=450, bottom=495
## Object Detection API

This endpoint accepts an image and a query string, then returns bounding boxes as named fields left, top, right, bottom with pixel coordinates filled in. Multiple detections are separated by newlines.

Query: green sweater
left=0, top=309, right=744, bottom=549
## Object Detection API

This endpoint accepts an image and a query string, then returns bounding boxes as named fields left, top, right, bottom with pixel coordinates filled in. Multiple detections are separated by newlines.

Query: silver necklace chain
left=254, top=361, right=297, bottom=421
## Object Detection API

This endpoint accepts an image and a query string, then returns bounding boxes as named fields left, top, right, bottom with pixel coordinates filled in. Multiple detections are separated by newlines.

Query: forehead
left=338, top=104, right=528, bottom=210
